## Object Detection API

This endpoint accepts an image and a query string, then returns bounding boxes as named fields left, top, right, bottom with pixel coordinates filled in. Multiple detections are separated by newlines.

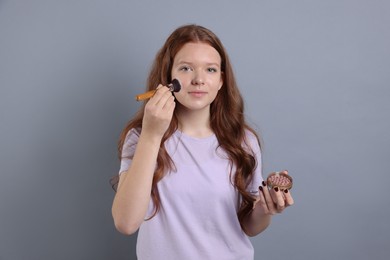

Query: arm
left=241, top=196, right=272, bottom=237
left=112, top=86, right=176, bottom=235
left=112, top=134, right=161, bottom=235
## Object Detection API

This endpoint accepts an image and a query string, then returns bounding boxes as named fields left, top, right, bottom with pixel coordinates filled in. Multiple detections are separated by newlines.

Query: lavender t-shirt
left=119, top=129, right=263, bottom=260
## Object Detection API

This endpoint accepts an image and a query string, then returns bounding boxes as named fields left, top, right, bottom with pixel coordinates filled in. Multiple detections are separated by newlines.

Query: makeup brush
left=135, top=79, right=181, bottom=101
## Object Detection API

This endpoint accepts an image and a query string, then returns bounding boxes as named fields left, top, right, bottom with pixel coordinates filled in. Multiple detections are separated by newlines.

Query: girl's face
left=171, top=42, right=223, bottom=113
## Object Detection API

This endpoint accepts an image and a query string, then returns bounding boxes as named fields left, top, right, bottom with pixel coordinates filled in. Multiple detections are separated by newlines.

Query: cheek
left=173, top=91, right=184, bottom=103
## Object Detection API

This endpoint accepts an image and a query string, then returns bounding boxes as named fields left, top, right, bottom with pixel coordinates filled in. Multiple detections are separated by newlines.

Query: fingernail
left=274, top=187, right=279, bottom=192
left=262, top=181, right=266, bottom=186
left=259, top=186, right=263, bottom=191
left=284, top=189, right=289, bottom=193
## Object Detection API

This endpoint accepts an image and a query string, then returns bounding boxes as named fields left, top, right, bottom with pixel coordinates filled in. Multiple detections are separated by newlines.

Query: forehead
left=174, top=42, right=221, bottom=64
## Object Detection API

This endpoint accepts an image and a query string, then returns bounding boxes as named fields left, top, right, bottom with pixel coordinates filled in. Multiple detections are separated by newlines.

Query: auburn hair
left=111, top=24, right=262, bottom=232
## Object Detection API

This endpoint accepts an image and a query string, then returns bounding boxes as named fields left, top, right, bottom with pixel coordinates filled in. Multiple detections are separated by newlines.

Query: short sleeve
left=118, top=128, right=141, bottom=175
left=245, top=130, right=263, bottom=196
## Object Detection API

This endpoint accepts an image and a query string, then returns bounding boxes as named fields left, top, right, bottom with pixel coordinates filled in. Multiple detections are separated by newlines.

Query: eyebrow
left=176, top=61, right=221, bottom=67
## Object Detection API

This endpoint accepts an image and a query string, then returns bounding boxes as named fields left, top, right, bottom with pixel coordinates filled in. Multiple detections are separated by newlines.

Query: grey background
left=1, top=0, right=389, bottom=259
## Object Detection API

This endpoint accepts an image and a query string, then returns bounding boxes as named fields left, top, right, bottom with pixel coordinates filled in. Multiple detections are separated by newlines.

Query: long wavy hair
left=111, top=24, right=262, bottom=232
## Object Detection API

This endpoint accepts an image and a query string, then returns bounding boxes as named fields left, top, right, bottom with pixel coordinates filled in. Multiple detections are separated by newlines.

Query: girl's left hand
left=255, top=170, right=294, bottom=215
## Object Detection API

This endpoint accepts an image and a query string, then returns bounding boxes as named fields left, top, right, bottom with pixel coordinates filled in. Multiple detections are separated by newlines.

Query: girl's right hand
left=141, top=84, right=176, bottom=140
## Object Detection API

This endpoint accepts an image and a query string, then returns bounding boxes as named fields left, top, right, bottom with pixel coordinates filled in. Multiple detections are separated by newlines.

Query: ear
left=218, top=72, right=224, bottom=90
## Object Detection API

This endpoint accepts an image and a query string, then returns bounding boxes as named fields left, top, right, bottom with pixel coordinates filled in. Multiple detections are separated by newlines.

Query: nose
left=191, top=71, right=205, bottom=86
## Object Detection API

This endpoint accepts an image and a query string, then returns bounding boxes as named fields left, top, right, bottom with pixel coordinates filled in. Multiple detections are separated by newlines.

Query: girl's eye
left=179, top=66, right=192, bottom=72
left=207, top=68, right=218, bottom=73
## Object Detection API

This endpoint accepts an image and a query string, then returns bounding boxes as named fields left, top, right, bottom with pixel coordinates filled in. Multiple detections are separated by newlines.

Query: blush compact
left=266, top=171, right=293, bottom=191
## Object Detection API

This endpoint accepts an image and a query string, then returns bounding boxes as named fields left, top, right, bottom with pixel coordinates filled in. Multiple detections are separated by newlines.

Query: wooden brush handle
left=135, top=90, right=156, bottom=101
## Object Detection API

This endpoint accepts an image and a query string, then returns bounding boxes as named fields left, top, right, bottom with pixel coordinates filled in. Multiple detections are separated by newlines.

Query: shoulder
left=244, top=128, right=259, bottom=142
left=122, top=128, right=142, bottom=151
left=125, top=127, right=141, bottom=141
left=243, top=128, right=261, bottom=155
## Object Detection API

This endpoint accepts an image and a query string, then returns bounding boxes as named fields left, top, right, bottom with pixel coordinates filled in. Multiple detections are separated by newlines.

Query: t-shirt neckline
left=174, top=129, right=216, bottom=142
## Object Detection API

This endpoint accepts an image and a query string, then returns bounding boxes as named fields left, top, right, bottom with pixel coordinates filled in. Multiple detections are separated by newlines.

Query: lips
left=189, top=91, right=207, bottom=97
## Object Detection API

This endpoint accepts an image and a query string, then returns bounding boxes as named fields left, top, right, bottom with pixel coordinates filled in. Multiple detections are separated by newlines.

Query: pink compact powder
left=266, top=172, right=293, bottom=190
